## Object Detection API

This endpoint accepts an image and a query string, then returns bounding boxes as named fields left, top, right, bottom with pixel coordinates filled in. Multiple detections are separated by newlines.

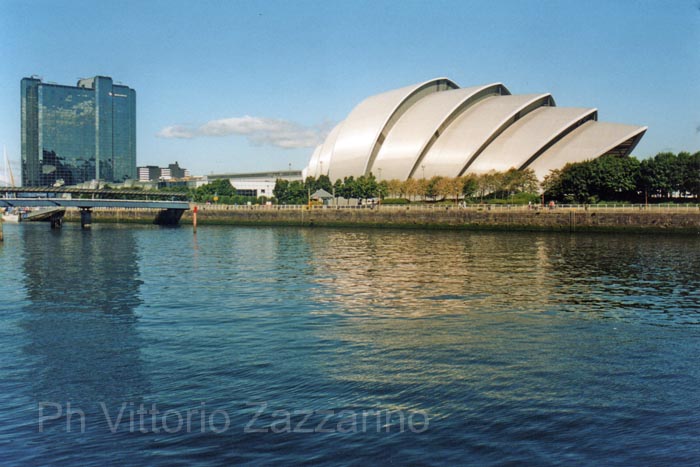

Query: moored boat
left=1, top=207, right=24, bottom=223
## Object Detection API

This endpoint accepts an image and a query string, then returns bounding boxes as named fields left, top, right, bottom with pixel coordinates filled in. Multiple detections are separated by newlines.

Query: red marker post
left=193, top=205, right=198, bottom=234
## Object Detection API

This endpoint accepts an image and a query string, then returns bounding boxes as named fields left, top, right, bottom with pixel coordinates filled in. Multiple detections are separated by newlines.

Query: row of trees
left=383, top=168, right=539, bottom=202
left=543, top=152, right=699, bottom=203
left=150, top=151, right=697, bottom=205
left=274, top=174, right=389, bottom=204
left=273, top=168, right=541, bottom=204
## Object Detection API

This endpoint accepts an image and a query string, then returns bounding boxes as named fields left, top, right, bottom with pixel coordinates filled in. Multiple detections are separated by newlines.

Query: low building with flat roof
left=208, top=170, right=302, bottom=198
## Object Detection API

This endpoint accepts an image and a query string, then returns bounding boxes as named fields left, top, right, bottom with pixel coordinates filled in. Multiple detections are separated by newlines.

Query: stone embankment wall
left=62, top=206, right=700, bottom=234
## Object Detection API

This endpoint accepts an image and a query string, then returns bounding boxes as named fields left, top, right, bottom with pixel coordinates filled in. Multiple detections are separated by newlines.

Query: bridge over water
left=1, top=188, right=190, bottom=229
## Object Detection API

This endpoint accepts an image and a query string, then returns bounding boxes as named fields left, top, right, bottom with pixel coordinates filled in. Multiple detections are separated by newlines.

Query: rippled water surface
left=0, top=223, right=699, bottom=466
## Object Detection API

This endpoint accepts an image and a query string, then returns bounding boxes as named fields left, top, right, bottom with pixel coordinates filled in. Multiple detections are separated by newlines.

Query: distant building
left=138, top=166, right=161, bottom=182
left=21, top=75, right=136, bottom=187
left=137, top=161, right=189, bottom=182
left=166, top=162, right=187, bottom=179
left=209, top=170, right=302, bottom=198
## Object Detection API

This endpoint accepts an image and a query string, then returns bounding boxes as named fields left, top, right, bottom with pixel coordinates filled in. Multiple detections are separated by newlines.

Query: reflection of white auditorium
left=303, top=78, right=647, bottom=182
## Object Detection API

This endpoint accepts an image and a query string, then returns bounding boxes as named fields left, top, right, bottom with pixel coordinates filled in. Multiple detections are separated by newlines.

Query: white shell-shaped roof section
left=468, top=106, right=597, bottom=175
left=305, top=144, right=323, bottom=178
left=315, top=121, right=343, bottom=177
left=527, top=121, right=648, bottom=180
left=370, top=84, right=508, bottom=181
left=420, top=94, right=554, bottom=178
left=327, top=78, right=458, bottom=181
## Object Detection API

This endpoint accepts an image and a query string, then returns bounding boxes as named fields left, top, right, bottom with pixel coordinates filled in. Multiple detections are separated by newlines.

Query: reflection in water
left=16, top=225, right=148, bottom=454
left=0, top=225, right=698, bottom=466
left=542, top=235, right=700, bottom=320
left=299, top=230, right=700, bottom=424
left=306, top=230, right=556, bottom=317
left=304, top=230, right=700, bottom=322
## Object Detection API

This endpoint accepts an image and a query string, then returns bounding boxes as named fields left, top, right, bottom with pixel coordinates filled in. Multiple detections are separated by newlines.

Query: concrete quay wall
left=62, top=206, right=700, bottom=234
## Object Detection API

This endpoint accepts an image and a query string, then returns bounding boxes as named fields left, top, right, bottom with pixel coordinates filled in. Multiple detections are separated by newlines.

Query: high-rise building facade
left=21, top=76, right=136, bottom=186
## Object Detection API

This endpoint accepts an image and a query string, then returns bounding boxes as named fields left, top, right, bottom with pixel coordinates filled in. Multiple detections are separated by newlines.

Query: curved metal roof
left=468, top=106, right=598, bottom=175
left=526, top=121, right=648, bottom=180
left=305, top=144, right=323, bottom=178
left=327, top=77, right=458, bottom=181
left=315, top=121, right=344, bottom=177
left=303, top=78, right=647, bottom=183
left=419, top=94, right=555, bottom=178
left=370, top=84, right=509, bottom=180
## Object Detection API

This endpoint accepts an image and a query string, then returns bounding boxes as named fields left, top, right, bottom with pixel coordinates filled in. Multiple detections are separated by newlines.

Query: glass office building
left=21, top=76, right=136, bottom=186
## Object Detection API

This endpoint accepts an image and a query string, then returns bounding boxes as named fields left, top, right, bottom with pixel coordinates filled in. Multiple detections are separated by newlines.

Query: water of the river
left=0, top=223, right=698, bottom=466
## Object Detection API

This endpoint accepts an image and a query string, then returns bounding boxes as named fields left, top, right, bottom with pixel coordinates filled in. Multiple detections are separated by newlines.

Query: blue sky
left=1, top=0, right=698, bottom=177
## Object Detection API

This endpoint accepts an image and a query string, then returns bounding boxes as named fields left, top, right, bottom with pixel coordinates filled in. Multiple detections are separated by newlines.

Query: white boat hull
left=1, top=212, right=21, bottom=223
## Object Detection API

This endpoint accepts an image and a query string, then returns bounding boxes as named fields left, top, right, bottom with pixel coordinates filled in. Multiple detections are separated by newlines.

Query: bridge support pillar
left=80, top=208, right=92, bottom=229
left=50, top=216, right=62, bottom=229
left=155, top=208, right=185, bottom=226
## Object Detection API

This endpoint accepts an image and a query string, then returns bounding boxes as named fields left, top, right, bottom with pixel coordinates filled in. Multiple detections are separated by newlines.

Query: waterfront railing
left=193, top=203, right=700, bottom=212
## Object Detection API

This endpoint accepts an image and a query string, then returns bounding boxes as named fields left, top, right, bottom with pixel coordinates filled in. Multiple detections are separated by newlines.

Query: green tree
left=645, top=152, right=677, bottom=198
left=637, top=159, right=655, bottom=203
left=425, top=176, right=443, bottom=201
left=685, top=152, right=700, bottom=199
left=677, top=151, right=700, bottom=198
left=544, top=162, right=593, bottom=203
left=194, top=179, right=236, bottom=202
left=377, top=180, right=389, bottom=199
left=286, top=180, right=308, bottom=204
left=355, top=173, right=380, bottom=199
left=273, top=179, right=289, bottom=202
left=510, top=168, right=539, bottom=194
left=316, top=174, right=333, bottom=193
left=339, top=176, right=355, bottom=198
left=589, top=155, right=640, bottom=201
left=541, top=169, right=563, bottom=199
left=333, top=178, right=343, bottom=197
left=273, top=178, right=308, bottom=204
left=461, top=175, right=479, bottom=199
left=304, top=176, right=316, bottom=192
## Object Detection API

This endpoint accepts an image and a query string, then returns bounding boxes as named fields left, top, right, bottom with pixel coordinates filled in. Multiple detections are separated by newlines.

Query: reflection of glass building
left=21, top=75, right=136, bottom=186
left=18, top=225, right=148, bottom=419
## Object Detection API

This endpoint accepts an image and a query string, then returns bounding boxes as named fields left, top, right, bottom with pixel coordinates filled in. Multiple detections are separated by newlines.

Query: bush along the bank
left=543, top=151, right=700, bottom=203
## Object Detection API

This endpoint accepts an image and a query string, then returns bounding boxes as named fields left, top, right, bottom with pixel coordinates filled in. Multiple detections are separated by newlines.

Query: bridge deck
left=0, top=198, right=190, bottom=210
left=1, top=187, right=187, bottom=199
